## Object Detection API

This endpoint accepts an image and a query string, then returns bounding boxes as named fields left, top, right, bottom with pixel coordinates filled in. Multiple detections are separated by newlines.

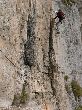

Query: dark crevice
left=48, top=17, right=58, bottom=96
left=48, top=17, right=61, bottom=110
left=23, top=3, right=36, bottom=68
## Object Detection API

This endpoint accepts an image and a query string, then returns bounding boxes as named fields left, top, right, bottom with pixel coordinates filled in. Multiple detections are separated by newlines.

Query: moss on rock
left=64, top=75, right=69, bottom=81
left=62, top=0, right=76, bottom=6
left=71, top=80, right=82, bottom=100
left=75, top=106, right=82, bottom=110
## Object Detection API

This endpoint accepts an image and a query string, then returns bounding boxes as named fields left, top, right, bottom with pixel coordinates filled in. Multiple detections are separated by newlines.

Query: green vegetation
left=65, top=84, right=69, bottom=93
left=71, top=80, right=82, bottom=100
left=20, top=82, right=28, bottom=104
left=62, top=0, right=76, bottom=6
left=12, top=81, right=29, bottom=106
left=64, top=75, right=69, bottom=81
left=65, top=84, right=71, bottom=94
left=75, top=106, right=82, bottom=110
left=12, top=94, right=20, bottom=106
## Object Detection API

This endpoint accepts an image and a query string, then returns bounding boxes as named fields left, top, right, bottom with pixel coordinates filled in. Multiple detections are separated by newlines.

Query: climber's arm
left=54, top=16, right=58, bottom=19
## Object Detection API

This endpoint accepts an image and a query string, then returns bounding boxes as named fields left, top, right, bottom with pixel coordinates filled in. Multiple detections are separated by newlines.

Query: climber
left=54, top=9, right=65, bottom=25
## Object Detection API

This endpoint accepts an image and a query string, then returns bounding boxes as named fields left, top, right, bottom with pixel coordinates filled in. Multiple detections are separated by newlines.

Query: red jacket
left=57, top=11, right=65, bottom=18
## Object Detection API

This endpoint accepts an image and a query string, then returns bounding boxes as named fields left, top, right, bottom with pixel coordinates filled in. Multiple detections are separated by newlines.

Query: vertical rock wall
left=53, top=0, right=82, bottom=75
left=52, top=0, right=82, bottom=109
left=1, top=0, right=82, bottom=110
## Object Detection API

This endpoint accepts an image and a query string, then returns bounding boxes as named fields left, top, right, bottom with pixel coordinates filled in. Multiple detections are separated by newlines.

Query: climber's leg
left=59, top=18, right=63, bottom=24
left=56, top=18, right=63, bottom=30
left=56, top=21, right=59, bottom=30
left=55, top=22, right=60, bottom=34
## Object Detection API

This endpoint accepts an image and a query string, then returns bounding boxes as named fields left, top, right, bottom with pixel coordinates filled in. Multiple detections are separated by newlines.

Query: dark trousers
left=55, top=16, right=63, bottom=24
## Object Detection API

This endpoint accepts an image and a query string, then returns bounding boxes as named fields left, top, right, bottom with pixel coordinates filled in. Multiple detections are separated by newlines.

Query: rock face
left=53, top=0, right=82, bottom=109
left=0, top=0, right=82, bottom=110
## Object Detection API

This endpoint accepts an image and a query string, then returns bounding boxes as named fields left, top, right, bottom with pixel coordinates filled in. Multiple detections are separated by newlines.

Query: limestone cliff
left=0, top=0, right=82, bottom=110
